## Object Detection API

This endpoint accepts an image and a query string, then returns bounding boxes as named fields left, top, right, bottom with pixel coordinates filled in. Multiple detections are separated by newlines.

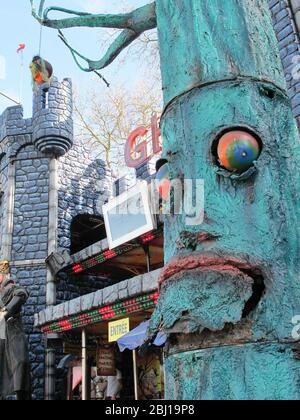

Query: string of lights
left=41, top=292, right=160, bottom=335
left=71, top=229, right=163, bottom=275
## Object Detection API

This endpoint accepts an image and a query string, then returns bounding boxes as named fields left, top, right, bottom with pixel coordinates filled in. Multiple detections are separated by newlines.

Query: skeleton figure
left=32, top=0, right=300, bottom=400
left=0, top=260, right=9, bottom=275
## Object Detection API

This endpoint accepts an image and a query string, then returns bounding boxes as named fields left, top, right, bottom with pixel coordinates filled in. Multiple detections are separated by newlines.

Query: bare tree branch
left=58, top=28, right=139, bottom=72
left=31, top=1, right=157, bottom=73
left=74, top=83, right=162, bottom=172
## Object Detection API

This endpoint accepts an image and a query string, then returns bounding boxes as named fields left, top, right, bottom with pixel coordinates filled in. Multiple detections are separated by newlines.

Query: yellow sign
left=108, top=318, right=130, bottom=343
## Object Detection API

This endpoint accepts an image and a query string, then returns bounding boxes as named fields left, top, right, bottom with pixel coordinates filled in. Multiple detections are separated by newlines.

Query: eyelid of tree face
left=214, top=164, right=258, bottom=181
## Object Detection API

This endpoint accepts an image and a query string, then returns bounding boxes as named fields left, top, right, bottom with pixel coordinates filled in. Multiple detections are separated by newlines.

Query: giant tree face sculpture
left=156, top=80, right=300, bottom=340
left=32, top=0, right=300, bottom=400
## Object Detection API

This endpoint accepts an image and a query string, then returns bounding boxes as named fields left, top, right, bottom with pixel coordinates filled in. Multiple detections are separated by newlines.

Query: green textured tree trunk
left=151, top=0, right=300, bottom=400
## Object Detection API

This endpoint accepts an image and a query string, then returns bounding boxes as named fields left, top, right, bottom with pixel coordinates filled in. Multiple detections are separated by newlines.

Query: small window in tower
left=42, top=88, right=49, bottom=109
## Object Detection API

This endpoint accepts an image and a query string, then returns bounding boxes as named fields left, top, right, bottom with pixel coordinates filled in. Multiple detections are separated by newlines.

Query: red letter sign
left=124, top=113, right=162, bottom=168
left=125, top=126, right=149, bottom=168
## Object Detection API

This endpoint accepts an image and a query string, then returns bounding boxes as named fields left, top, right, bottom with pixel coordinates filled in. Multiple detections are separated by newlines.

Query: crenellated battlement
left=0, top=77, right=73, bottom=157
left=0, top=105, right=32, bottom=142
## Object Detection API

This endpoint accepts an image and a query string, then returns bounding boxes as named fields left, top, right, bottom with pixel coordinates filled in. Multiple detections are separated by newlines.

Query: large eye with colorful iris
left=156, top=159, right=170, bottom=201
left=217, top=130, right=261, bottom=173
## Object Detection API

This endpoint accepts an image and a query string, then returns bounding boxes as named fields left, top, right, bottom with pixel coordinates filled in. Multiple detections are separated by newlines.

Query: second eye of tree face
left=217, top=130, right=261, bottom=173
left=156, top=162, right=170, bottom=201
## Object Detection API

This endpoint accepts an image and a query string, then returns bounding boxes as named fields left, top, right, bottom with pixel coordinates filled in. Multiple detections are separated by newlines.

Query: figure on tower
left=30, top=56, right=53, bottom=88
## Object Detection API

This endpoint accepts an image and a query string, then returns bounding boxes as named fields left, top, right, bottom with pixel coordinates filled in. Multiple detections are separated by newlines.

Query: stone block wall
left=57, top=139, right=113, bottom=251
left=269, top=0, right=300, bottom=127
left=10, top=143, right=50, bottom=399
left=56, top=138, right=114, bottom=304
left=0, top=105, right=48, bottom=399
left=12, top=145, right=49, bottom=261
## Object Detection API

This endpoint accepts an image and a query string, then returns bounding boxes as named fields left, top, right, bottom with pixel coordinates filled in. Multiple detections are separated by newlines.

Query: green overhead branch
left=31, top=1, right=157, bottom=73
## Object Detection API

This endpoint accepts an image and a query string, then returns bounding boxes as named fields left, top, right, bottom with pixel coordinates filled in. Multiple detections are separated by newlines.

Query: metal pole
left=18, top=50, right=24, bottom=104
left=144, top=244, right=151, bottom=273
left=0, top=91, right=20, bottom=105
left=132, top=350, right=139, bottom=401
left=45, top=348, right=56, bottom=400
left=82, top=329, right=88, bottom=401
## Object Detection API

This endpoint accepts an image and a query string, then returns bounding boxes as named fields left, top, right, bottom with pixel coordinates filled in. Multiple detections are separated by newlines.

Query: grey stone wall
left=57, top=138, right=113, bottom=251
left=9, top=143, right=50, bottom=399
left=12, top=145, right=49, bottom=261
left=269, top=0, right=300, bottom=127
left=0, top=105, right=32, bottom=140
left=55, top=138, right=114, bottom=307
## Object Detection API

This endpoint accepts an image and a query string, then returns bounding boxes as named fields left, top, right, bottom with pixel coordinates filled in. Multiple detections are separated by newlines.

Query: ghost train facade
left=2, top=0, right=300, bottom=400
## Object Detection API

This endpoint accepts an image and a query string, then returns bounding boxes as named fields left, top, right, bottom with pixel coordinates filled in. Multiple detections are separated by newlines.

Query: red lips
left=159, top=254, right=254, bottom=288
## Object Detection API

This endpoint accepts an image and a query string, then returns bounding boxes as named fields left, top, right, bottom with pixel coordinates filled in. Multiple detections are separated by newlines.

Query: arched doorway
left=70, top=215, right=107, bottom=255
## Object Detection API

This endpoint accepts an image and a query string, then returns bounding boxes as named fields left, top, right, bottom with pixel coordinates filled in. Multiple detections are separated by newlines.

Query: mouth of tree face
left=165, top=267, right=265, bottom=316
left=157, top=258, right=266, bottom=335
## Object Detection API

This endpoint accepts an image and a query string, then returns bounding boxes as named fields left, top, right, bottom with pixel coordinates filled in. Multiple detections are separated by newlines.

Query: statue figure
left=0, top=262, right=31, bottom=400
left=31, top=0, right=300, bottom=400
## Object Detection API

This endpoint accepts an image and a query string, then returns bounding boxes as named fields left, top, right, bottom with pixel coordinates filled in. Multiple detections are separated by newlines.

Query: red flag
left=17, top=44, right=26, bottom=54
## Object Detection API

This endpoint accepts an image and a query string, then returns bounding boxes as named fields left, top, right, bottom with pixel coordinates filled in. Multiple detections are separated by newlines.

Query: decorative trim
left=34, top=135, right=73, bottom=157
left=9, top=137, right=33, bottom=159
left=41, top=292, right=160, bottom=335
left=10, top=259, right=46, bottom=267
left=70, top=229, right=163, bottom=275
left=2, top=162, right=15, bottom=261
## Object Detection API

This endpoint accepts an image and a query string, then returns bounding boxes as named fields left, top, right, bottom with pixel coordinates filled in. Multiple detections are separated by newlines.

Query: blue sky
left=0, top=0, right=155, bottom=117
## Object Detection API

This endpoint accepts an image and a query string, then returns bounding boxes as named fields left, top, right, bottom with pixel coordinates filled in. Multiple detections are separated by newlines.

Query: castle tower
left=0, top=108, right=53, bottom=399
left=0, top=75, right=114, bottom=399
left=32, top=78, right=73, bottom=156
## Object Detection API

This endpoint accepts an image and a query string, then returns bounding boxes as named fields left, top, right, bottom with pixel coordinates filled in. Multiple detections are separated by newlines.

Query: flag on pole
left=17, top=44, right=26, bottom=104
left=17, top=44, right=26, bottom=54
